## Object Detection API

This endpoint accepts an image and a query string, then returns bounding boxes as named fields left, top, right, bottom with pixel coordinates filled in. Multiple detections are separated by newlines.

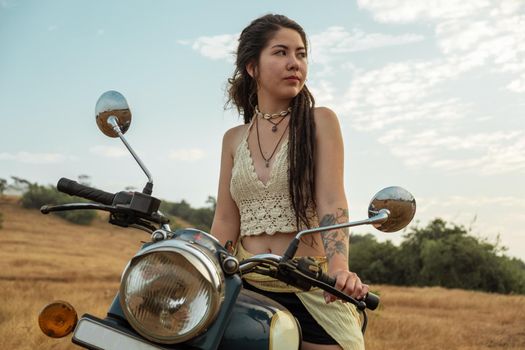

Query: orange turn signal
left=38, top=301, right=78, bottom=338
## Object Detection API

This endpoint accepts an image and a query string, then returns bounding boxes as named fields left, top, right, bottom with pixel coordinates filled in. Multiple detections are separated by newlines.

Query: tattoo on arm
left=320, top=208, right=349, bottom=261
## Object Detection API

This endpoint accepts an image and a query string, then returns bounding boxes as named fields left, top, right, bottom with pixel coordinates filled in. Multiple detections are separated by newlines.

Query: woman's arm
left=313, top=107, right=369, bottom=302
left=210, top=128, right=241, bottom=247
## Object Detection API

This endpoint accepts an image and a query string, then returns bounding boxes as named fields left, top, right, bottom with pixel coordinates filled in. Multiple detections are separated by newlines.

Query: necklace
left=255, top=113, right=289, bottom=168
left=266, top=116, right=287, bottom=132
left=255, top=105, right=291, bottom=132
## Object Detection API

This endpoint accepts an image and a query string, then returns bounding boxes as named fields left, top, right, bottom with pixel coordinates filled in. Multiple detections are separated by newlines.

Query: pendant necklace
left=255, top=105, right=291, bottom=133
left=255, top=114, right=289, bottom=168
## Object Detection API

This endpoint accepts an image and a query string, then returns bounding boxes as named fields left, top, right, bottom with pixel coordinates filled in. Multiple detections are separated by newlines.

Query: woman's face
left=249, top=27, right=308, bottom=103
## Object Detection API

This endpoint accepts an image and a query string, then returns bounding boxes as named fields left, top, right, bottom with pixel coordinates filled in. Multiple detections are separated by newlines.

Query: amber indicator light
left=38, top=301, right=78, bottom=338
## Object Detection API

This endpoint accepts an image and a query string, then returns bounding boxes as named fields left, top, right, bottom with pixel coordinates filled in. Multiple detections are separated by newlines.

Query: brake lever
left=41, top=203, right=115, bottom=214
left=41, top=202, right=162, bottom=232
left=277, top=260, right=367, bottom=310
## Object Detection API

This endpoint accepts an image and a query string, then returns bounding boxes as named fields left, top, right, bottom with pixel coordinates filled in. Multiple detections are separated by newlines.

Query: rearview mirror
left=368, top=186, right=416, bottom=232
left=95, top=90, right=131, bottom=138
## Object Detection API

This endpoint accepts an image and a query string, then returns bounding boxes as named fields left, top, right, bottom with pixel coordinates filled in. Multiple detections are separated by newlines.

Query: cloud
left=357, top=0, right=525, bottom=87
left=168, top=148, right=205, bottom=162
left=0, top=151, right=74, bottom=164
left=181, top=27, right=423, bottom=66
left=309, top=80, right=335, bottom=103
left=507, top=77, right=525, bottom=93
left=436, top=11, right=525, bottom=74
left=89, top=145, right=128, bottom=158
left=178, top=34, right=238, bottom=62
left=357, top=0, right=495, bottom=23
left=378, top=130, right=525, bottom=174
left=328, top=1, right=525, bottom=175
left=310, top=27, right=424, bottom=65
left=418, top=195, right=525, bottom=214
left=339, top=58, right=470, bottom=131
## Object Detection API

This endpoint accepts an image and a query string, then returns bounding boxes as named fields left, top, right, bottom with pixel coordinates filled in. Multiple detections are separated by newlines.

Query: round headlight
left=120, top=240, right=224, bottom=344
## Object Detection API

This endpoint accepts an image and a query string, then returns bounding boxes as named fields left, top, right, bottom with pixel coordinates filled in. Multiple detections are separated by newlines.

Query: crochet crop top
left=230, top=123, right=319, bottom=236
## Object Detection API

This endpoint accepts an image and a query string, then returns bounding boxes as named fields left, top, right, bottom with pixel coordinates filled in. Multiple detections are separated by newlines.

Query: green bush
left=21, top=181, right=96, bottom=225
left=349, top=219, right=525, bottom=294
left=349, top=234, right=401, bottom=284
left=160, top=198, right=215, bottom=232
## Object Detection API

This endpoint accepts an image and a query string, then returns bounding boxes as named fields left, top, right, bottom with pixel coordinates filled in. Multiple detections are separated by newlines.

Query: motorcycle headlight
left=120, top=240, right=224, bottom=344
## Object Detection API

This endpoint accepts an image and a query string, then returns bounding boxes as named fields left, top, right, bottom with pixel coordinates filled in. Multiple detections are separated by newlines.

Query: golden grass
left=1, top=196, right=524, bottom=349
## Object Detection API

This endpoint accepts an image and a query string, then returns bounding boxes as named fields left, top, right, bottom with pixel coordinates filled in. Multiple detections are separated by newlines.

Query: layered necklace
left=254, top=105, right=291, bottom=168
left=255, top=105, right=291, bottom=132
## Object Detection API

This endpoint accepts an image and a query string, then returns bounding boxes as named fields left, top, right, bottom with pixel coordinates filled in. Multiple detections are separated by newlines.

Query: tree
left=159, top=198, right=215, bottom=232
left=206, top=196, right=217, bottom=212
left=9, top=176, right=31, bottom=193
left=349, top=234, right=401, bottom=284
left=0, top=178, right=7, bottom=195
left=348, top=219, right=525, bottom=294
left=78, top=174, right=91, bottom=186
left=397, top=219, right=525, bottom=293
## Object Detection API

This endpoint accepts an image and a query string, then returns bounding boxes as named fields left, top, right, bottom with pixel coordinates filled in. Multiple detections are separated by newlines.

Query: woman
left=211, top=14, right=368, bottom=350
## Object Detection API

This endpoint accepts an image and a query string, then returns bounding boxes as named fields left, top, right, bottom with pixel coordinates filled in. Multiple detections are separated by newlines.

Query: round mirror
left=368, top=186, right=416, bottom=232
left=95, top=90, right=132, bottom=138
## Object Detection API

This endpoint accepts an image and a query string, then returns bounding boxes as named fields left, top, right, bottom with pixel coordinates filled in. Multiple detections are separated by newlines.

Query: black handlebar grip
left=57, top=178, right=115, bottom=205
left=363, top=292, right=379, bottom=311
left=318, top=270, right=337, bottom=287
left=318, top=272, right=380, bottom=310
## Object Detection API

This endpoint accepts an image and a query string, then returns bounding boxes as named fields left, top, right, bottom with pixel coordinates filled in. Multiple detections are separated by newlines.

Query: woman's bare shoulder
left=313, top=106, right=341, bottom=135
left=222, top=124, right=249, bottom=154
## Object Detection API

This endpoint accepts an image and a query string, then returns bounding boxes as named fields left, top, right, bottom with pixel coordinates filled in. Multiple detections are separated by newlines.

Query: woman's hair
left=227, top=14, right=317, bottom=230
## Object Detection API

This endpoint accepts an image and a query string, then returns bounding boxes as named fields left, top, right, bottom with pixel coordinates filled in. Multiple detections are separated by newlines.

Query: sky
left=1, top=0, right=524, bottom=260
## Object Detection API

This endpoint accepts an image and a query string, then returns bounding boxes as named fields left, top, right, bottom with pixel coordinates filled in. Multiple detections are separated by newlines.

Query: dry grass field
left=1, top=196, right=524, bottom=349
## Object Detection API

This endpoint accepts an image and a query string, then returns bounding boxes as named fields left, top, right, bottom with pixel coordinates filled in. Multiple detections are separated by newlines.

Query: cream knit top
left=230, top=122, right=319, bottom=236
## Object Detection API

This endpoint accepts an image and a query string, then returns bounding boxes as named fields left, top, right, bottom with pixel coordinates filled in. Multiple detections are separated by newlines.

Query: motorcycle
left=37, top=91, right=416, bottom=350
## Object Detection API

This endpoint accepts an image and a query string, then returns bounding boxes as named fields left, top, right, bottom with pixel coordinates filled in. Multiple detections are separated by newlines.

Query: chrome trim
left=238, top=254, right=281, bottom=274
left=151, top=229, right=169, bottom=242
left=132, top=240, right=223, bottom=288
left=73, top=318, right=165, bottom=350
left=120, top=239, right=225, bottom=344
left=295, top=209, right=390, bottom=241
left=106, top=115, right=153, bottom=185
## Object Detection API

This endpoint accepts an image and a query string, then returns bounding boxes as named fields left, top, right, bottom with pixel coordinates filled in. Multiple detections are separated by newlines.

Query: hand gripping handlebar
left=317, top=272, right=380, bottom=310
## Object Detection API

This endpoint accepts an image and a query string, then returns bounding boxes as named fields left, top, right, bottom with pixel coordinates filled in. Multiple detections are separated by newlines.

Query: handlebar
left=48, top=178, right=168, bottom=228
left=238, top=255, right=380, bottom=311
left=57, top=178, right=115, bottom=205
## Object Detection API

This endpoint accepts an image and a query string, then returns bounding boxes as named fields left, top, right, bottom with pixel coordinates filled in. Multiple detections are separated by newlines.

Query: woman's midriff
left=241, top=231, right=325, bottom=256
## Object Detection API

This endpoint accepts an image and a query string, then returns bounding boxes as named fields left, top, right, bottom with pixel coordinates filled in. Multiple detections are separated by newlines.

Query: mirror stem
left=283, top=209, right=390, bottom=261
left=107, top=116, right=154, bottom=193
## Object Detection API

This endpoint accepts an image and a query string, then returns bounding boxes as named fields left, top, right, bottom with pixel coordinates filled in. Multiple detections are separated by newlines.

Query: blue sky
left=1, top=0, right=524, bottom=259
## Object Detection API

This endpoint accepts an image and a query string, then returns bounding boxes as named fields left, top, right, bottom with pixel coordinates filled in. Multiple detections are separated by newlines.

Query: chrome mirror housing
left=368, top=186, right=416, bottom=232
left=95, top=90, right=131, bottom=137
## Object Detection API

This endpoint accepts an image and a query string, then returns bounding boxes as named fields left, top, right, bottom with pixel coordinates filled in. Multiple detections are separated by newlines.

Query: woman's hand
left=324, top=268, right=369, bottom=303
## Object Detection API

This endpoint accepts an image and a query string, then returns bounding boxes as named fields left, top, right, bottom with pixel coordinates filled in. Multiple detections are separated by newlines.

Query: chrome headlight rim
left=119, top=240, right=225, bottom=344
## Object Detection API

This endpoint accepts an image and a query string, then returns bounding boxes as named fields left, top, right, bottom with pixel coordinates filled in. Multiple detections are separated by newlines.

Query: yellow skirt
left=236, top=241, right=365, bottom=350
